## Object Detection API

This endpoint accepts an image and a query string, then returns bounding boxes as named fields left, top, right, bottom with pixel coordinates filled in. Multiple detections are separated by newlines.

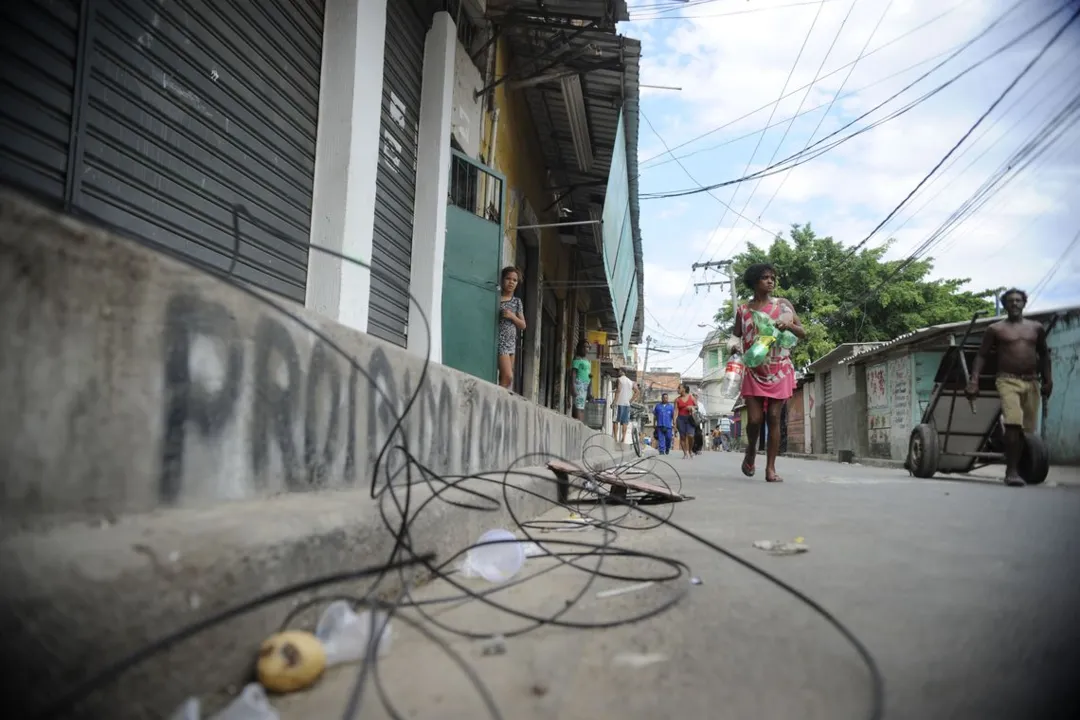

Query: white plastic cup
left=462, top=529, right=525, bottom=582
left=211, top=684, right=279, bottom=720
left=315, top=600, right=393, bottom=666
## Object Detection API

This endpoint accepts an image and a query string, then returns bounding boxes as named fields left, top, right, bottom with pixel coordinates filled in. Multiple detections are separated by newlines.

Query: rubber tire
left=631, top=426, right=642, bottom=457
left=908, top=423, right=939, bottom=479
left=1019, top=432, right=1050, bottom=485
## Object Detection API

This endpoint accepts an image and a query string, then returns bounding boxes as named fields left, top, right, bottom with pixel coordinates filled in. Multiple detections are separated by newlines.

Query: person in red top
left=732, top=263, right=807, bottom=482
left=674, top=384, right=697, bottom=460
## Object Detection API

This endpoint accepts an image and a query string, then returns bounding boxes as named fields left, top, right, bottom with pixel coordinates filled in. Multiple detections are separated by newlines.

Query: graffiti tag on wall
left=867, top=363, right=888, bottom=409
left=158, top=291, right=581, bottom=504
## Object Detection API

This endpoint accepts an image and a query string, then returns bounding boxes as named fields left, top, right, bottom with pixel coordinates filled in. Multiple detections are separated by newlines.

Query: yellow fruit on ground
left=256, top=630, right=327, bottom=693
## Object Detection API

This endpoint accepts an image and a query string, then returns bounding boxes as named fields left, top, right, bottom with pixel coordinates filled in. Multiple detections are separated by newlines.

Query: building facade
left=0, top=0, right=644, bottom=410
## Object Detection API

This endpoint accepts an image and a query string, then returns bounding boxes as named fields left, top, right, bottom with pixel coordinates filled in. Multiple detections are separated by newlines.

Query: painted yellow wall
left=481, top=41, right=572, bottom=296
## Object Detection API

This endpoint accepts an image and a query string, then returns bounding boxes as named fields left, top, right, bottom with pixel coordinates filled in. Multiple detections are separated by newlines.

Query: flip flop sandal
left=741, top=460, right=756, bottom=477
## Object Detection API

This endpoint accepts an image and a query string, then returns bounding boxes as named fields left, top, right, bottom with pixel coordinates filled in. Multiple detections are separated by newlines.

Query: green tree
left=714, top=223, right=995, bottom=367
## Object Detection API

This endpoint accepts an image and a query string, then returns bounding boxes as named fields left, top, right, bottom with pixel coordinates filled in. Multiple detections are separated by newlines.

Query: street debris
left=315, top=601, right=393, bottom=666
left=753, top=538, right=809, bottom=556
left=461, top=529, right=526, bottom=582
left=596, top=581, right=655, bottom=599
left=171, top=684, right=279, bottom=720
left=521, top=541, right=547, bottom=558
left=690, top=576, right=703, bottom=586
left=612, top=652, right=668, bottom=669
left=256, top=630, right=327, bottom=694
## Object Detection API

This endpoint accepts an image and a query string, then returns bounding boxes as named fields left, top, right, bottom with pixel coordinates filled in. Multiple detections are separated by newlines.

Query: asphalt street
left=277, top=451, right=1080, bottom=720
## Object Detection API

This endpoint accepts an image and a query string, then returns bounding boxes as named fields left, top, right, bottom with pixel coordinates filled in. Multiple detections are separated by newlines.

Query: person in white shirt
left=611, top=368, right=637, bottom=443
left=719, top=415, right=733, bottom=451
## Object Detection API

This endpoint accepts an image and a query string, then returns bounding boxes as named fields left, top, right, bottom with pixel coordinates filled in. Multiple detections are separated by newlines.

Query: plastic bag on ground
left=315, top=600, right=393, bottom=666
left=460, top=529, right=525, bottom=582
left=212, top=685, right=279, bottom=720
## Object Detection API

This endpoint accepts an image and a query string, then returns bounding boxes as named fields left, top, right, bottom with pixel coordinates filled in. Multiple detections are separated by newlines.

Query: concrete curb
left=2, top=449, right=646, bottom=719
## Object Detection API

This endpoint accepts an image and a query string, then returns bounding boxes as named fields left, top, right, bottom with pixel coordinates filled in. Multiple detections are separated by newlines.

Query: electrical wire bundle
left=3, top=185, right=884, bottom=720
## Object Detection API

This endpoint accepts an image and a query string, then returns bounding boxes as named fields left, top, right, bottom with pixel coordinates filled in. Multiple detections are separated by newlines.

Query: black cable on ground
left=4, top=182, right=884, bottom=720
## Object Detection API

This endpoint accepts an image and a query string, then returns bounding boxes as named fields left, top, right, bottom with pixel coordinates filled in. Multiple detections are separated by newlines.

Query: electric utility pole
left=640, top=335, right=669, bottom=397
left=692, top=260, right=738, bottom=322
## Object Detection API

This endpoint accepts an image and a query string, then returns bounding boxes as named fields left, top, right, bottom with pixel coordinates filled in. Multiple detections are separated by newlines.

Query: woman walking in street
left=675, top=384, right=697, bottom=459
left=497, top=266, right=526, bottom=390
left=733, top=263, right=806, bottom=482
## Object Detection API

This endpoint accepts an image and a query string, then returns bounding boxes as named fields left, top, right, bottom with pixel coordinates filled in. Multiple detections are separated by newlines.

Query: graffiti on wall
left=868, top=412, right=890, bottom=456
left=889, top=357, right=912, bottom=433
left=158, top=292, right=581, bottom=504
left=867, top=363, right=888, bottom=409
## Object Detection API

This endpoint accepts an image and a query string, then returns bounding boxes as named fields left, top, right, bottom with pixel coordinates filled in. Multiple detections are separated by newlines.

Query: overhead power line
left=637, top=0, right=979, bottom=166
left=1031, top=227, right=1080, bottom=303
left=837, top=1, right=1080, bottom=262
left=640, top=0, right=1061, bottom=202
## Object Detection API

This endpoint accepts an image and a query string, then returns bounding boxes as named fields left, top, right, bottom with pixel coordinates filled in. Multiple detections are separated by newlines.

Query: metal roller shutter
left=371, top=0, right=425, bottom=347
left=2, top=0, right=324, bottom=304
left=0, top=0, right=80, bottom=205
left=823, top=371, right=834, bottom=455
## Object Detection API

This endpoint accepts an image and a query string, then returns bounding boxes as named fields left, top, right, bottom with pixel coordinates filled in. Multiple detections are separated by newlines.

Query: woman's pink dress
left=739, top=298, right=796, bottom=400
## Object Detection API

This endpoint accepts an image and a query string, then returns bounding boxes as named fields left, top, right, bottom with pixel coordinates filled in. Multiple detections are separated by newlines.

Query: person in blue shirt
left=652, top=393, right=675, bottom=455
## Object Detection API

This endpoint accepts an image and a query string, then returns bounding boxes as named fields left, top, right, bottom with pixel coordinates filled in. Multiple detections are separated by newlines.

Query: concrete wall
left=0, top=190, right=620, bottom=531
left=1045, top=313, right=1080, bottom=464
left=864, top=355, right=915, bottom=461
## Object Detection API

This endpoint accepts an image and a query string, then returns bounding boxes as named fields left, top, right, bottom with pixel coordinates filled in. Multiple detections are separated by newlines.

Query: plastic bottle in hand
left=721, top=354, right=744, bottom=399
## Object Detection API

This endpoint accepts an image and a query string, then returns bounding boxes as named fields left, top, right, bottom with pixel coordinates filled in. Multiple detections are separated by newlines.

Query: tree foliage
left=714, top=223, right=995, bottom=367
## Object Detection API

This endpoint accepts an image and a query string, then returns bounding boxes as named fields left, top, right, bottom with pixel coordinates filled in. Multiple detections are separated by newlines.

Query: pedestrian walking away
left=675, top=384, right=697, bottom=459
left=653, top=392, right=675, bottom=455
left=966, top=288, right=1053, bottom=487
left=733, top=263, right=807, bottom=482
left=719, top=414, right=733, bottom=451
left=612, top=368, right=637, bottom=443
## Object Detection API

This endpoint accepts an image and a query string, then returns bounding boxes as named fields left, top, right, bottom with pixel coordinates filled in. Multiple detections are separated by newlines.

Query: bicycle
left=629, top=402, right=650, bottom=457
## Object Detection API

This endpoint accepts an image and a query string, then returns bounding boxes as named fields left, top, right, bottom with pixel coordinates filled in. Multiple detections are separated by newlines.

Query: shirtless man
left=965, top=288, right=1053, bottom=487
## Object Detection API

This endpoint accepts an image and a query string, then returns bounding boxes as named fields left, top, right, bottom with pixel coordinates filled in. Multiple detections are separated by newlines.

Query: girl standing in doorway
left=497, top=266, right=526, bottom=389
left=733, top=262, right=806, bottom=482
left=675, top=384, right=697, bottom=459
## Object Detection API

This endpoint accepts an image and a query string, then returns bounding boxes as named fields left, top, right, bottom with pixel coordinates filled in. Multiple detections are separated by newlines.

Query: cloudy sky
left=618, top=0, right=1080, bottom=378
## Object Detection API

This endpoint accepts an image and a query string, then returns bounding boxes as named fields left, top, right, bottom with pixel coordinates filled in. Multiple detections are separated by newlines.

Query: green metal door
left=442, top=151, right=504, bottom=383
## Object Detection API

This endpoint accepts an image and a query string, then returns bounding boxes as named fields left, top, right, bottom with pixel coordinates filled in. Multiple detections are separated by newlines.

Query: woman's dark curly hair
left=743, top=262, right=778, bottom=290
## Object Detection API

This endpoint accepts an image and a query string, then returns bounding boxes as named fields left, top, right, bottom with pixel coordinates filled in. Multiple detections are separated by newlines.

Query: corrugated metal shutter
left=823, top=371, right=834, bottom=454
left=2, top=0, right=324, bottom=304
left=370, top=0, right=425, bottom=347
left=80, top=0, right=324, bottom=302
left=0, top=0, right=80, bottom=204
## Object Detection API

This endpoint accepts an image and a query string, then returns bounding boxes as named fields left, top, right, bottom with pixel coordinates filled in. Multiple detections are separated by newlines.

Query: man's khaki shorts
left=995, top=375, right=1041, bottom=433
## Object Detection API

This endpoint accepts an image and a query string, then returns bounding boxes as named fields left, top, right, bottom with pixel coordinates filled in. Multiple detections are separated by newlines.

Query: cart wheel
left=631, top=426, right=642, bottom=457
left=908, top=424, right=939, bottom=479
left=1019, top=432, right=1050, bottom=485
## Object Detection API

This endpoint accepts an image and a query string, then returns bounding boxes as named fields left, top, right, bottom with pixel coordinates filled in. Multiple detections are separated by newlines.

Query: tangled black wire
left=8, top=188, right=883, bottom=720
